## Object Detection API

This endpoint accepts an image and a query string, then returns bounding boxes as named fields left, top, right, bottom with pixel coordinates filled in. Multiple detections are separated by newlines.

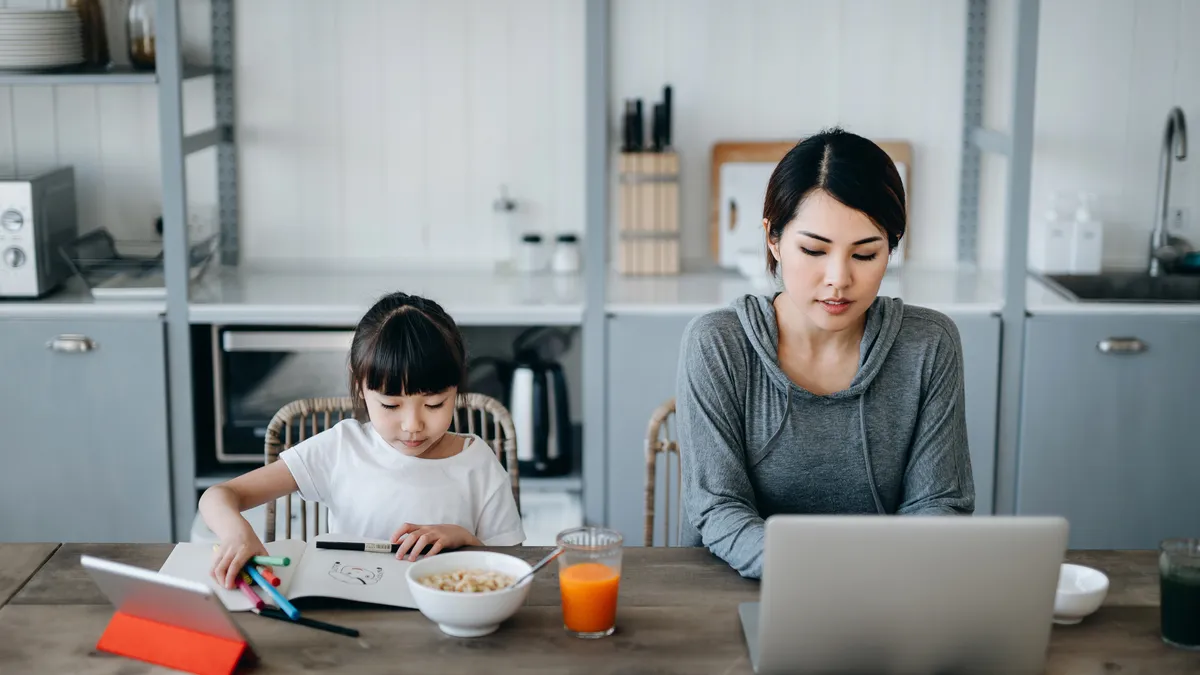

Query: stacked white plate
left=0, top=9, right=84, bottom=71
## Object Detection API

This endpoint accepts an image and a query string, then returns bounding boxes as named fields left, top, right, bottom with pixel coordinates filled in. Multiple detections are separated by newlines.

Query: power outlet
left=1172, top=207, right=1190, bottom=233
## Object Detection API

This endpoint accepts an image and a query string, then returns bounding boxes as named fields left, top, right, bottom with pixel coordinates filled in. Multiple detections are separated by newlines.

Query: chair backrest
left=644, top=397, right=682, bottom=546
left=263, top=393, right=521, bottom=542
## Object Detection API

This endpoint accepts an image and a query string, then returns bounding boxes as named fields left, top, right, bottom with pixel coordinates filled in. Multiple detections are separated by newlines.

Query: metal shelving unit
left=0, top=0, right=235, bottom=539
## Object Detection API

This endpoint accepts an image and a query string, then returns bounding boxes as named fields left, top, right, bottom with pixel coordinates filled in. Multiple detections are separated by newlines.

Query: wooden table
left=0, top=544, right=1195, bottom=674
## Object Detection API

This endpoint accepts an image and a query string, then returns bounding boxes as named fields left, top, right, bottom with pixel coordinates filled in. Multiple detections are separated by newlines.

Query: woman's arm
left=677, top=314, right=766, bottom=579
left=896, top=322, right=976, bottom=515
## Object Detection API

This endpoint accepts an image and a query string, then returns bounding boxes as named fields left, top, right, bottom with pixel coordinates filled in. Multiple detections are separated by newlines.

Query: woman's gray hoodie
left=676, top=294, right=974, bottom=578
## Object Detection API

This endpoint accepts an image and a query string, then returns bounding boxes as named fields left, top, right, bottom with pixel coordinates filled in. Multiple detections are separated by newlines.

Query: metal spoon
left=511, top=547, right=565, bottom=588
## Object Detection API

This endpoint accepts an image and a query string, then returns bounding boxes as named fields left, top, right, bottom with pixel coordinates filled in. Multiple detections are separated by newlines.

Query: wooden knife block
left=616, top=152, right=680, bottom=275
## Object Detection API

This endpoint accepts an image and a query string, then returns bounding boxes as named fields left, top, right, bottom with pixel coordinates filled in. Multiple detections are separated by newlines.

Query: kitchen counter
left=189, top=265, right=585, bottom=326
left=607, top=265, right=1005, bottom=316
left=0, top=278, right=165, bottom=319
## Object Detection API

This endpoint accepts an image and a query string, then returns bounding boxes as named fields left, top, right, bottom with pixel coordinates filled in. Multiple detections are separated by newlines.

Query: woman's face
left=766, top=190, right=890, bottom=333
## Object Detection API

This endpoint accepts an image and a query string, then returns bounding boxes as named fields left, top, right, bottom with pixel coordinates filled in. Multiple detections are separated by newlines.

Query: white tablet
left=81, top=554, right=258, bottom=652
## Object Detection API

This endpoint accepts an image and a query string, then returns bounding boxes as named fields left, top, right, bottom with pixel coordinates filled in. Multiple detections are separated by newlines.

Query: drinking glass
left=556, top=526, right=623, bottom=638
left=1161, top=538, right=1200, bottom=650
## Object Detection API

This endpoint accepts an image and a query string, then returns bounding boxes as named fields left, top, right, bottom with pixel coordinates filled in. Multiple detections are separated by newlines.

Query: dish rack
left=59, top=224, right=219, bottom=299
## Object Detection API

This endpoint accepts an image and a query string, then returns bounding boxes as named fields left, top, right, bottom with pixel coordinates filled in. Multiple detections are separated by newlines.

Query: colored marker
left=244, top=563, right=300, bottom=620
left=235, top=572, right=265, bottom=610
left=252, top=608, right=360, bottom=638
left=252, top=555, right=290, bottom=567
left=256, top=565, right=282, bottom=587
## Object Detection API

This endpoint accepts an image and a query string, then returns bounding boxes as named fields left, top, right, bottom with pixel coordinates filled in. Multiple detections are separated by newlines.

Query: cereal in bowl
left=418, top=569, right=515, bottom=593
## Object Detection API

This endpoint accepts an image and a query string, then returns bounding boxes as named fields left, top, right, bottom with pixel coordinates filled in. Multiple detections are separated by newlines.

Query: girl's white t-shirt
left=279, top=420, right=525, bottom=546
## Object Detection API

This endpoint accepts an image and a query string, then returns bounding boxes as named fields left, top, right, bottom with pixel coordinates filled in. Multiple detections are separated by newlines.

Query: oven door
left=214, top=328, right=355, bottom=463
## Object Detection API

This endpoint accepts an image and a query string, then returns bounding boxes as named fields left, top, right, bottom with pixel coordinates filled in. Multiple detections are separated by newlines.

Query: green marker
left=251, top=555, right=290, bottom=567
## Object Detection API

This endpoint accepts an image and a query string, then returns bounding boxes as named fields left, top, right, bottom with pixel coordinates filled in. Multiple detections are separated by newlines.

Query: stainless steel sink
left=1040, top=272, right=1200, bottom=303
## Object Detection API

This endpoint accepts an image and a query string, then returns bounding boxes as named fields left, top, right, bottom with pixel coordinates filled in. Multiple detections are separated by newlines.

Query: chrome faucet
left=1149, top=107, right=1188, bottom=277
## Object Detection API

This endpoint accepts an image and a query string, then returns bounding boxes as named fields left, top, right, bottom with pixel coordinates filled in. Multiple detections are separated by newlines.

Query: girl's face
left=766, top=190, right=890, bottom=333
left=362, top=386, right=458, bottom=457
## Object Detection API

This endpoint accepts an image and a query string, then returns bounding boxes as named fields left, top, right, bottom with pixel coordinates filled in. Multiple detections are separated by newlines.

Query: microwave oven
left=0, top=167, right=78, bottom=298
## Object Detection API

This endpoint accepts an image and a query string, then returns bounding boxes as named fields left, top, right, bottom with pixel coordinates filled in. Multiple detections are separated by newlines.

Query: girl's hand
left=390, top=523, right=482, bottom=561
left=212, top=521, right=269, bottom=590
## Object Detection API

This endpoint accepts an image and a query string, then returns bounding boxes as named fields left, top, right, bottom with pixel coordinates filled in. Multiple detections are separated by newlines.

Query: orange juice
left=559, top=562, right=620, bottom=634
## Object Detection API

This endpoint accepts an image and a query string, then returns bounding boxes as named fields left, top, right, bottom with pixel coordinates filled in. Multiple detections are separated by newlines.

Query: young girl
left=199, top=292, right=525, bottom=589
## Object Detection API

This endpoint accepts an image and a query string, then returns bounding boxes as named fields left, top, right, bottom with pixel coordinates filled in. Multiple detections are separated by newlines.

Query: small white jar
left=551, top=233, right=581, bottom=274
left=515, top=233, right=546, bottom=273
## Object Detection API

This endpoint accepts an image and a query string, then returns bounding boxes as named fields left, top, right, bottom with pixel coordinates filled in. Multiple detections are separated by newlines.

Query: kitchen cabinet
left=605, top=310, right=1000, bottom=547
left=0, top=317, right=172, bottom=542
left=1017, top=314, right=1200, bottom=549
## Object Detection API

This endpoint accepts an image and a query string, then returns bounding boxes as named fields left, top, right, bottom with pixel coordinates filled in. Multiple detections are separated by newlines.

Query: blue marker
left=244, top=563, right=300, bottom=620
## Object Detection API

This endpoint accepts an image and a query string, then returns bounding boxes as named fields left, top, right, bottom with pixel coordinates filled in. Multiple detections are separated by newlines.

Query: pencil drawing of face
left=328, top=562, right=384, bottom=585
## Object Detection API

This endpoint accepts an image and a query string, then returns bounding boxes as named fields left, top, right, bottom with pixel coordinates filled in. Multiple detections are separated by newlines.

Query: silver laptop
left=739, top=515, right=1069, bottom=675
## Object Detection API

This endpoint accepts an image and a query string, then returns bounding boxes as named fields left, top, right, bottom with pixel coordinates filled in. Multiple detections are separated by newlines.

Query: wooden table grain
left=0, top=543, right=58, bottom=607
left=0, top=544, right=1196, bottom=674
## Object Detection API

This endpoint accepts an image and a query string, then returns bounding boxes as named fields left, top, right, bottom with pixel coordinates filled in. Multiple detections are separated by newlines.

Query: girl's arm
left=199, top=461, right=299, bottom=589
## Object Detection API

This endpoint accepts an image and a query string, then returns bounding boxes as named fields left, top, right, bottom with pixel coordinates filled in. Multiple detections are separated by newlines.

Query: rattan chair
left=263, top=393, right=520, bottom=542
left=644, top=397, right=682, bottom=546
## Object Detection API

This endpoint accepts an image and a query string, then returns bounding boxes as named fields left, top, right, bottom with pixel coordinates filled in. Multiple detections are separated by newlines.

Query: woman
left=677, top=128, right=974, bottom=579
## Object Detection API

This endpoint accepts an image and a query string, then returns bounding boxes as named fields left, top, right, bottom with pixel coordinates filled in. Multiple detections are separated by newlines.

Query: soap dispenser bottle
left=1069, top=192, right=1103, bottom=274
left=1039, top=191, right=1072, bottom=273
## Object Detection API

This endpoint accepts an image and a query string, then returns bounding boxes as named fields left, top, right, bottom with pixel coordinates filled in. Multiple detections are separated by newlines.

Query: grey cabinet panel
left=606, top=311, right=1001, bottom=547
left=0, top=318, right=171, bottom=542
left=606, top=314, right=696, bottom=547
left=954, top=314, right=1000, bottom=516
left=1017, top=315, right=1200, bottom=549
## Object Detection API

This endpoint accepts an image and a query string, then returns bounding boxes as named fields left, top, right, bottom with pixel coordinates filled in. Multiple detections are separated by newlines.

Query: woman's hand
left=212, top=520, right=269, bottom=590
left=390, top=523, right=482, bottom=561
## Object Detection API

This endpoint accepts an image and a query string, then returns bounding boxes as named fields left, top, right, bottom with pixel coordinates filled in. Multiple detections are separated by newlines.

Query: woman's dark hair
left=348, top=292, right=467, bottom=418
left=763, top=127, right=906, bottom=274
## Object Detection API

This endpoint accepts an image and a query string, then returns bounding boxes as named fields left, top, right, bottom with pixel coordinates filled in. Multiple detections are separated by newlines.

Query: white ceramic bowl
left=1054, top=563, right=1109, bottom=624
left=405, top=551, right=533, bottom=637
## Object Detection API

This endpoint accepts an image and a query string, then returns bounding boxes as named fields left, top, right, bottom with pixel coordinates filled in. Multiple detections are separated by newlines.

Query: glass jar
left=126, top=0, right=156, bottom=71
left=551, top=233, right=581, bottom=274
left=67, top=0, right=110, bottom=67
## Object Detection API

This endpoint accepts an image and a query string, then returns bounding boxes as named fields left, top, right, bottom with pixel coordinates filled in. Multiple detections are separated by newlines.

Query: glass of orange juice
left=556, top=526, right=623, bottom=638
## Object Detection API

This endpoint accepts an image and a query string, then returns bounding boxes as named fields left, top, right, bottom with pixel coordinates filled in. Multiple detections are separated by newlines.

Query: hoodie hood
left=734, top=294, right=905, bottom=400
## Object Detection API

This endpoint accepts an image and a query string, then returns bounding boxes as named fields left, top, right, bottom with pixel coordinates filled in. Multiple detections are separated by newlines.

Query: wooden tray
left=710, top=140, right=912, bottom=261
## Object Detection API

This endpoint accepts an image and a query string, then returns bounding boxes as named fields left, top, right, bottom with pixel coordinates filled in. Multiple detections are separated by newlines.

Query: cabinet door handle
left=1097, top=337, right=1147, bottom=354
left=46, top=334, right=98, bottom=353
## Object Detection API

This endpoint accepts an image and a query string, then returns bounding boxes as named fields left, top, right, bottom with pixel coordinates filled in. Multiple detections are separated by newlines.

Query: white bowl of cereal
left=405, top=551, right=533, bottom=637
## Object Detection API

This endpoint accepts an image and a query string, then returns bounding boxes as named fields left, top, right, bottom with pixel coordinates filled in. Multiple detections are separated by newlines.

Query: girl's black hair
left=763, top=127, right=906, bottom=274
left=349, top=292, right=467, bottom=418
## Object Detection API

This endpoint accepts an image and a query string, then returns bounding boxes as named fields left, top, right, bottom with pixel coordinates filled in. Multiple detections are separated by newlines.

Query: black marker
left=315, top=541, right=402, bottom=553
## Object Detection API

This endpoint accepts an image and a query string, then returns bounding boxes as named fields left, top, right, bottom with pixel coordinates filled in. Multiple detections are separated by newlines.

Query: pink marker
left=236, top=571, right=265, bottom=610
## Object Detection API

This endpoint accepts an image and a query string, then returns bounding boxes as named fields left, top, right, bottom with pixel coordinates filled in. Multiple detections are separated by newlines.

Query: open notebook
left=159, top=533, right=416, bottom=611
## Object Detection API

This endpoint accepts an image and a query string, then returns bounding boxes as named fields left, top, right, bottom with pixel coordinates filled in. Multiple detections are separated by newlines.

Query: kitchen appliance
left=468, top=328, right=574, bottom=478
left=0, top=167, right=78, bottom=298
left=211, top=328, right=354, bottom=463
left=510, top=351, right=571, bottom=477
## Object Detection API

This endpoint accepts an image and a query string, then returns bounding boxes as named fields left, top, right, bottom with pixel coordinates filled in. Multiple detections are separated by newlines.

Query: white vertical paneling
left=337, top=0, right=386, bottom=262
left=54, top=87, right=102, bottom=235
left=380, top=0, right=427, bottom=261
left=467, top=0, right=510, bottom=255
left=1171, top=0, right=1198, bottom=242
left=0, top=88, right=15, bottom=175
left=551, top=0, right=585, bottom=236
left=505, top=0, right=556, bottom=254
left=423, top=0, right=471, bottom=259
left=11, top=88, right=57, bottom=171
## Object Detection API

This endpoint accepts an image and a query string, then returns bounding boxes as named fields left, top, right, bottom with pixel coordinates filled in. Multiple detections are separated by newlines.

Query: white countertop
left=0, top=278, right=165, bottom=319
left=607, top=266, right=1005, bottom=316
left=188, top=265, right=586, bottom=326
